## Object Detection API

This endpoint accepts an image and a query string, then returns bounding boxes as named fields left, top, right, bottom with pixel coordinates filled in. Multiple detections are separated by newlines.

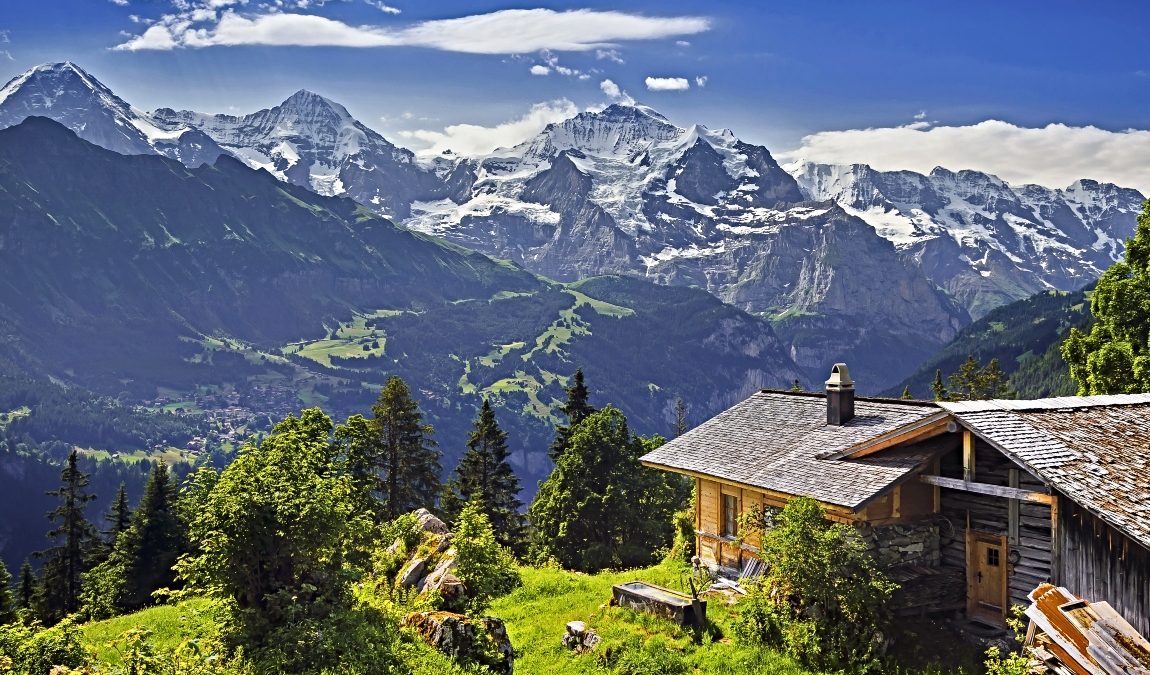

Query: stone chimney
left=826, top=363, right=855, bottom=426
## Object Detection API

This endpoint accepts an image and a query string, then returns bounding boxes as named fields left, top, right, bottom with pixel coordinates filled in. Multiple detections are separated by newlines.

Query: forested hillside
left=888, top=287, right=1091, bottom=399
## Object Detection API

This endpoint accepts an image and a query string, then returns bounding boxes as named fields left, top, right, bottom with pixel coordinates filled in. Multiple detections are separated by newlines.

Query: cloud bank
left=115, top=7, right=710, bottom=53
left=778, top=120, right=1150, bottom=195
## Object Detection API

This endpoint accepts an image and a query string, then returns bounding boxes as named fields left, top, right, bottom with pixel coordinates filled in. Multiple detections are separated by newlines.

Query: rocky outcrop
left=402, top=611, right=514, bottom=674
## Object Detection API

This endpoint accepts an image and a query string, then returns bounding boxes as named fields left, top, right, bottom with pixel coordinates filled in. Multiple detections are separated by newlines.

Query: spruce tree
left=38, top=450, right=98, bottom=622
left=547, top=369, right=596, bottom=461
left=673, top=397, right=689, bottom=438
left=17, top=560, right=35, bottom=612
left=341, top=376, right=441, bottom=519
left=442, top=400, right=525, bottom=552
left=94, top=461, right=186, bottom=612
left=105, top=483, right=132, bottom=542
left=0, top=558, right=14, bottom=624
left=931, top=368, right=948, bottom=401
left=901, top=386, right=913, bottom=400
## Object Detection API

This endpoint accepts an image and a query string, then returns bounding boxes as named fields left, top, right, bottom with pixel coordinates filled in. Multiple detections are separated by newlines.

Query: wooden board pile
left=1024, top=584, right=1150, bottom=674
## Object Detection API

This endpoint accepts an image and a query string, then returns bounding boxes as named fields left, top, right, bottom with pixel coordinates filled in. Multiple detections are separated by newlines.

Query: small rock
left=384, top=538, right=402, bottom=556
left=566, top=620, right=586, bottom=636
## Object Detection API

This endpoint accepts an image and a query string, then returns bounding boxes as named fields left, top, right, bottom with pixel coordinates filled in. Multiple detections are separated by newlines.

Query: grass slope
left=79, top=561, right=974, bottom=674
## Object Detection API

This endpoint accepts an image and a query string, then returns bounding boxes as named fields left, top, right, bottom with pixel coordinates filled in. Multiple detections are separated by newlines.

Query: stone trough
left=611, top=581, right=706, bottom=626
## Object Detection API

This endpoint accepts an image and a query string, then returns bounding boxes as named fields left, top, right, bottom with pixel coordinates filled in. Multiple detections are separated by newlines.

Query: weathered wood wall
left=939, top=438, right=1053, bottom=611
left=1059, top=498, right=1150, bottom=638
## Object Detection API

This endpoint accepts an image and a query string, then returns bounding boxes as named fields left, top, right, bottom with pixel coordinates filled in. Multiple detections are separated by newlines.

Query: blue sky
left=2, top=1, right=1148, bottom=191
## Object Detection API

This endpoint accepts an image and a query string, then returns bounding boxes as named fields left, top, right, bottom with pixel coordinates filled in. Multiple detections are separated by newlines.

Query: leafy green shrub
left=453, top=501, right=521, bottom=614
left=0, top=618, right=89, bottom=674
left=733, top=497, right=896, bottom=673
left=984, top=606, right=1030, bottom=675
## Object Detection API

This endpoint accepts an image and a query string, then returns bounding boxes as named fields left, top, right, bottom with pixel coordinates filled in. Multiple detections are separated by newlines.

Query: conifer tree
left=105, top=483, right=131, bottom=542
left=102, top=462, right=186, bottom=611
left=17, top=560, right=35, bottom=612
left=901, top=386, right=913, bottom=400
left=38, top=450, right=98, bottom=623
left=0, top=558, right=14, bottom=625
left=931, top=368, right=947, bottom=401
left=442, top=400, right=525, bottom=552
left=673, top=397, right=689, bottom=438
left=547, top=369, right=596, bottom=461
left=341, top=376, right=441, bottom=519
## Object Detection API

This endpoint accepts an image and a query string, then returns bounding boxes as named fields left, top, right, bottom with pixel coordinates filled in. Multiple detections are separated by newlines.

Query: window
left=987, top=547, right=1000, bottom=567
left=722, top=494, right=738, bottom=537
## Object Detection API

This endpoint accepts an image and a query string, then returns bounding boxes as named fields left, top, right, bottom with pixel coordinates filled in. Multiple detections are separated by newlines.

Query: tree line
left=0, top=369, right=686, bottom=652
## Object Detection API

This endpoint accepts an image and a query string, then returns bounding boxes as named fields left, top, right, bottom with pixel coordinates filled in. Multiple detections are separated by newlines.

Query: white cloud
left=365, top=0, right=400, bottom=14
left=599, top=78, right=620, bottom=98
left=645, top=76, right=690, bottom=91
left=694, top=75, right=707, bottom=87
left=110, top=0, right=129, bottom=5
left=595, top=48, right=624, bottom=64
left=115, top=7, right=710, bottom=53
left=399, top=99, right=578, bottom=156
left=778, top=120, right=1150, bottom=195
left=529, top=64, right=550, bottom=76
left=675, top=40, right=690, bottom=47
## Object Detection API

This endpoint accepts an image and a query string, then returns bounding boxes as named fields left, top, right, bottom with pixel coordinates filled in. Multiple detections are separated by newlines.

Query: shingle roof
left=940, top=395, right=1150, bottom=551
left=639, top=390, right=944, bottom=510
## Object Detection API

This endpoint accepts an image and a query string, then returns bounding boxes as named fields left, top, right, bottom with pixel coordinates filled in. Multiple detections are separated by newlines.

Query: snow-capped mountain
left=405, top=104, right=971, bottom=388
left=150, top=90, right=466, bottom=219
left=0, top=62, right=225, bottom=166
left=788, top=162, right=1146, bottom=317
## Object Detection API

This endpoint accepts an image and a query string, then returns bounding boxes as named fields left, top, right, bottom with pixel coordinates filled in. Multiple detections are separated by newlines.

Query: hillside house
left=640, top=364, right=1150, bottom=634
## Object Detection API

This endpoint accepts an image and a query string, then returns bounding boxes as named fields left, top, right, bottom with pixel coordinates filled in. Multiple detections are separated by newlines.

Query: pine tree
left=0, top=558, right=14, bottom=625
left=442, top=400, right=525, bottom=552
left=105, top=483, right=131, bottom=542
left=341, top=376, right=441, bottom=520
left=901, top=386, right=913, bottom=400
left=38, top=450, right=98, bottom=622
left=931, top=368, right=948, bottom=401
left=673, top=397, right=689, bottom=438
left=547, top=369, right=596, bottom=461
left=17, top=560, right=35, bottom=612
left=947, top=356, right=1014, bottom=401
left=89, top=461, right=186, bottom=613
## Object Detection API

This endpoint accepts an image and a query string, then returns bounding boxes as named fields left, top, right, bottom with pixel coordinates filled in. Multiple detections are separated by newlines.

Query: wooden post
left=694, top=477, right=701, bottom=558
left=963, top=430, right=976, bottom=482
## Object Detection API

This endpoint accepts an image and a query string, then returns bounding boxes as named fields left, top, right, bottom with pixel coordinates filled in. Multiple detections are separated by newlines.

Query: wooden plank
left=1051, top=495, right=1061, bottom=586
left=963, top=430, right=975, bottom=482
left=828, top=413, right=954, bottom=459
left=920, top=474, right=1054, bottom=504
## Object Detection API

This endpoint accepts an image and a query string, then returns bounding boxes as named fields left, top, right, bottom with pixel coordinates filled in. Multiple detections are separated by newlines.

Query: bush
left=733, top=497, right=896, bottom=673
left=453, top=501, right=521, bottom=614
left=0, top=618, right=89, bottom=674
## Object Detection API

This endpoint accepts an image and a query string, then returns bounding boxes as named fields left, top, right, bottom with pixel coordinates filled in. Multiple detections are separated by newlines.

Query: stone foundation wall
left=856, top=520, right=941, bottom=568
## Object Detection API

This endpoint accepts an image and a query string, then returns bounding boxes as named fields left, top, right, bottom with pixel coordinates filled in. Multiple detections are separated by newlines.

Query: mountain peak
left=278, top=89, right=351, bottom=119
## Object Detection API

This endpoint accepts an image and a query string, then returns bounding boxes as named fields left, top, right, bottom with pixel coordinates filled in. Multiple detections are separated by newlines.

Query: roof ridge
left=758, top=389, right=941, bottom=407
left=939, top=392, right=1150, bottom=413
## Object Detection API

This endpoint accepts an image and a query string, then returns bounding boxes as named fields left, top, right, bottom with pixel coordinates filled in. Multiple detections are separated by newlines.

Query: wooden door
left=969, top=532, right=1008, bottom=624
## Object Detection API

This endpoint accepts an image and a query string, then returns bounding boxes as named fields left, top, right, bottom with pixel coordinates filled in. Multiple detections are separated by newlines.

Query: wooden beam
left=919, top=474, right=1054, bottom=504
left=1050, top=495, right=1061, bottom=586
left=823, top=412, right=953, bottom=459
left=963, top=430, right=976, bottom=482
left=1008, top=468, right=1020, bottom=547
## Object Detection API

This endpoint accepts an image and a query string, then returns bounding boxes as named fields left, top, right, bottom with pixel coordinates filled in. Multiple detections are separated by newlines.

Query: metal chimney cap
left=825, top=363, right=854, bottom=388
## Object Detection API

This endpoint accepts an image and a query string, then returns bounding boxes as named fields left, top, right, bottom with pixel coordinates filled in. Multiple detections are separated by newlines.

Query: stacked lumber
left=1024, top=584, right=1150, bottom=674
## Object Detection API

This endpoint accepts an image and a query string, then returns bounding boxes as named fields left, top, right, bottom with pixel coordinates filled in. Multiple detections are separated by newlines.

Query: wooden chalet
left=640, top=364, right=1150, bottom=634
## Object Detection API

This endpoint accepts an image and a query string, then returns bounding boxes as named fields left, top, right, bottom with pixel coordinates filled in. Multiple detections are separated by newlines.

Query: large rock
left=419, top=556, right=458, bottom=593
left=403, top=611, right=514, bottom=674
left=414, top=508, right=450, bottom=535
left=396, top=557, right=426, bottom=589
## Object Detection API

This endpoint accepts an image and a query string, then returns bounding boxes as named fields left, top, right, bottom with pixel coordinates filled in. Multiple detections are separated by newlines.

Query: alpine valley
left=0, top=62, right=1144, bottom=508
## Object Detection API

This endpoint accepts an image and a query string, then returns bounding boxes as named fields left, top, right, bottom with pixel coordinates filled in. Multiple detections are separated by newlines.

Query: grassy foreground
left=79, top=560, right=975, bottom=674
